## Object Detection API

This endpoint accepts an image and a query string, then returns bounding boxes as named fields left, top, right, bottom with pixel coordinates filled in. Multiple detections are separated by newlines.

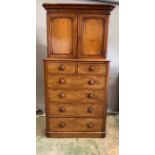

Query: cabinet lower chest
left=44, top=60, right=109, bottom=138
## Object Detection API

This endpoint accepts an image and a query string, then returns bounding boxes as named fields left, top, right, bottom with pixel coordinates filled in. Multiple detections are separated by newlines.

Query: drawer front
left=78, top=62, right=107, bottom=75
left=46, top=103, right=105, bottom=117
left=48, top=90, right=105, bottom=103
left=47, top=118, right=104, bottom=132
left=46, top=62, right=76, bottom=74
left=47, top=75, right=105, bottom=89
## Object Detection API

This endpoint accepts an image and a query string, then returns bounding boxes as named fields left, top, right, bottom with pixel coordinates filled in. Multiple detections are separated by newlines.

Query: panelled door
left=47, top=14, right=77, bottom=58
left=78, top=14, right=109, bottom=58
left=47, top=13, right=109, bottom=58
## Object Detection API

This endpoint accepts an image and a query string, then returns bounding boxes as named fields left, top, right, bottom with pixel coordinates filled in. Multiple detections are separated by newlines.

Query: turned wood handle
left=59, top=78, right=65, bottom=84
left=59, top=122, right=65, bottom=128
left=59, top=107, right=65, bottom=112
left=59, top=92, right=65, bottom=98
left=89, top=66, right=95, bottom=71
left=87, top=123, right=93, bottom=128
left=88, top=79, right=95, bottom=85
left=59, top=64, right=65, bottom=71
left=88, top=107, right=93, bottom=113
left=88, top=93, right=94, bottom=98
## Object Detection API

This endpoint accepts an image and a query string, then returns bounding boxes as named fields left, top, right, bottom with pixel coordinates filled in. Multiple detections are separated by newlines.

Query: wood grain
left=78, top=62, right=107, bottom=75
left=46, top=61, right=76, bottom=74
left=78, top=14, right=109, bottom=58
left=81, top=17, right=104, bottom=56
left=46, top=103, right=105, bottom=117
left=51, top=18, right=72, bottom=54
left=43, top=3, right=114, bottom=138
left=46, top=131, right=106, bottom=138
left=47, top=75, right=106, bottom=89
left=47, top=14, right=77, bottom=58
left=47, top=89, right=105, bottom=103
left=43, top=3, right=115, bottom=14
left=46, top=117, right=104, bottom=132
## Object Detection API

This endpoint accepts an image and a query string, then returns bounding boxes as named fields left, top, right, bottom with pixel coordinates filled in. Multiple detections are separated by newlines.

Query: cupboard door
left=78, top=14, right=109, bottom=58
left=47, top=14, right=77, bottom=58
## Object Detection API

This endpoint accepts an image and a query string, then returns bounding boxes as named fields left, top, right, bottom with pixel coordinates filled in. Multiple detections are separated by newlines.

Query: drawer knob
left=59, top=107, right=65, bottom=112
left=59, top=92, right=65, bottom=98
left=88, top=79, right=95, bottom=85
left=59, top=64, right=65, bottom=71
left=87, top=123, right=93, bottom=128
left=88, top=107, right=93, bottom=113
left=59, top=122, right=65, bottom=128
left=89, top=66, right=95, bottom=72
left=59, top=78, right=65, bottom=84
left=88, top=93, right=94, bottom=98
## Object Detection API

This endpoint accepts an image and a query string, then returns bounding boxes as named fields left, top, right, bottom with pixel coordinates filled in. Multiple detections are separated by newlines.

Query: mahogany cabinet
left=43, top=3, right=115, bottom=138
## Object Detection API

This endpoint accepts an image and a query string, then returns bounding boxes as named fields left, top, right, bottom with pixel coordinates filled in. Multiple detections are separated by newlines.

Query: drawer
left=78, top=62, right=108, bottom=75
left=46, top=103, right=105, bottom=117
left=47, top=75, right=105, bottom=89
left=48, top=90, right=105, bottom=103
left=45, top=62, right=76, bottom=74
left=47, top=118, right=104, bottom=132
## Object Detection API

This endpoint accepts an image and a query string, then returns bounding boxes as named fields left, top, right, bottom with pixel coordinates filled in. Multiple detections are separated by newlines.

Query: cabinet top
left=43, top=0, right=116, bottom=12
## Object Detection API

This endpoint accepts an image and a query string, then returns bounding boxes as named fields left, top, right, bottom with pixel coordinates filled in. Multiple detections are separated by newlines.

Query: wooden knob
left=89, top=66, right=95, bottom=72
left=87, top=123, right=93, bottom=128
left=59, top=107, right=65, bottom=112
left=59, top=78, right=65, bottom=84
left=88, top=107, right=93, bottom=113
left=59, top=64, right=65, bottom=71
left=88, top=79, right=95, bottom=85
left=59, top=122, right=65, bottom=128
left=59, top=92, right=65, bottom=98
left=88, top=93, right=94, bottom=98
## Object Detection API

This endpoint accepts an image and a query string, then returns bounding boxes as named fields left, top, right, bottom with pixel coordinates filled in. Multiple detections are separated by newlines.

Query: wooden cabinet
left=43, top=3, right=115, bottom=138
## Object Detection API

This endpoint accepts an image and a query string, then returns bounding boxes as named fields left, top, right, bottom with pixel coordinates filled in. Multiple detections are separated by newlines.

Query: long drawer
left=46, top=103, right=105, bottom=117
left=47, top=75, right=105, bottom=89
left=46, top=118, right=104, bottom=132
left=47, top=90, right=105, bottom=103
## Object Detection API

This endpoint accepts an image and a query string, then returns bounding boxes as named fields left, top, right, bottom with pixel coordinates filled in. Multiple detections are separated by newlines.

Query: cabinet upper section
left=43, top=3, right=115, bottom=59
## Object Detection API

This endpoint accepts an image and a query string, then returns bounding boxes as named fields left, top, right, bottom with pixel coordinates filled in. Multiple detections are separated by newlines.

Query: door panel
left=82, top=18, right=104, bottom=55
left=51, top=18, right=72, bottom=54
left=47, top=14, right=77, bottom=58
left=78, top=15, right=109, bottom=58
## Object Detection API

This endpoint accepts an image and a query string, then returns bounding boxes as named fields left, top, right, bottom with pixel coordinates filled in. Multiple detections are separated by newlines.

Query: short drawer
left=47, top=75, right=106, bottom=89
left=46, top=118, right=104, bottom=132
left=78, top=62, right=108, bottom=75
left=46, top=103, right=105, bottom=117
left=45, top=61, right=76, bottom=74
left=48, top=90, right=105, bottom=103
